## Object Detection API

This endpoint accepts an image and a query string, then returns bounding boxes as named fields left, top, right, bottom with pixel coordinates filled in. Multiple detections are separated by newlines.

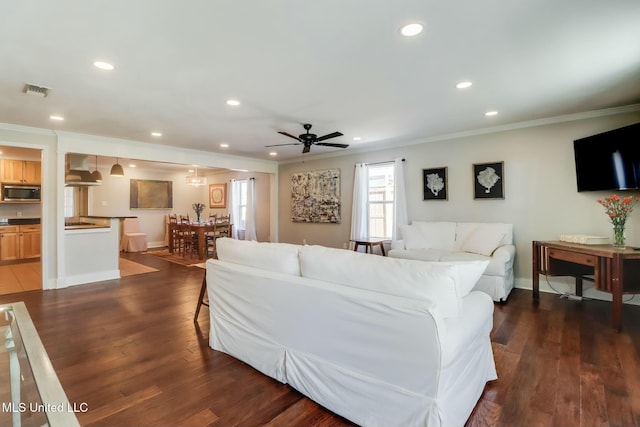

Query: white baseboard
left=515, top=277, right=640, bottom=306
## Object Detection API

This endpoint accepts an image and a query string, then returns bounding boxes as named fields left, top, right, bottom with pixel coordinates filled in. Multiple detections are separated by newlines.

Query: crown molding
left=277, top=104, right=640, bottom=165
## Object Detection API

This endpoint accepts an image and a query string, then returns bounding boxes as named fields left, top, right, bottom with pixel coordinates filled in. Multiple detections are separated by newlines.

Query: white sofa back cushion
left=401, top=221, right=456, bottom=251
left=216, top=238, right=302, bottom=276
left=453, top=222, right=513, bottom=252
left=299, top=245, right=463, bottom=318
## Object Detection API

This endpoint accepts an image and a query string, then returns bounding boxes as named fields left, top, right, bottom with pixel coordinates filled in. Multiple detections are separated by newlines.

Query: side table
left=351, top=238, right=386, bottom=256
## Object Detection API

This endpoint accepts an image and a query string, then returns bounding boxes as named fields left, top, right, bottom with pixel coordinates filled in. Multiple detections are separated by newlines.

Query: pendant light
left=185, top=167, right=206, bottom=186
left=110, top=157, right=124, bottom=176
left=91, top=155, right=103, bottom=182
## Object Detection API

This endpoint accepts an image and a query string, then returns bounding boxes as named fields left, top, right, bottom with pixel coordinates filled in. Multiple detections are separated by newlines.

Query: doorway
left=0, top=146, right=43, bottom=295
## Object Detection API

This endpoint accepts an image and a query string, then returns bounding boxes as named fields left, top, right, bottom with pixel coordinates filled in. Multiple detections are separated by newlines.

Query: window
left=64, top=187, right=75, bottom=218
left=367, top=163, right=394, bottom=239
left=237, top=179, right=248, bottom=229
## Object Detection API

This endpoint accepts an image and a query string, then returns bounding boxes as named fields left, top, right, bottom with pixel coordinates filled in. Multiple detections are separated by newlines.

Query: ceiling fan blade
left=264, top=142, right=302, bottom=147
left=316, top=142, right=350, bottom=149
left=302, top=145, right=311, bottom=154
left=315, top=131, right=343, bottom=142
left=278, top=131, right=301, bottom=141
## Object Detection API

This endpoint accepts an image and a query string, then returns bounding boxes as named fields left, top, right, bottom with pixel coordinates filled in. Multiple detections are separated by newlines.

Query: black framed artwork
left=423, top=167, right=448, bottom=200
left=473, top=161, right=504, bottom=199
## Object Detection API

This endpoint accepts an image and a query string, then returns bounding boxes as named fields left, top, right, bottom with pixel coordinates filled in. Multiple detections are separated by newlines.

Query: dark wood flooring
left=1, top=252, right=640, bottom=427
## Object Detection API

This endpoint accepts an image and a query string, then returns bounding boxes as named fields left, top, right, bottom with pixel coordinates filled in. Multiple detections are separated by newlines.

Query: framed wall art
left=423, top=167, right=448, bottom=200
left=130, top=179, right=173, bottom=209
left=209, top=183, right=227, bottom=208
left=473, top=161, right=504, bottom=199
left=291, top=168, right=341, bottom=223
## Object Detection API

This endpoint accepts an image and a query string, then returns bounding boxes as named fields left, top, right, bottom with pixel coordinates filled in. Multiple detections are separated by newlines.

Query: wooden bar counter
left=532, top=240, right=640, bottom=330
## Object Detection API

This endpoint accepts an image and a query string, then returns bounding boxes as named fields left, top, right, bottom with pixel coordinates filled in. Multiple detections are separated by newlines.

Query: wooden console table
left=532, top=241, right=640, bottom=330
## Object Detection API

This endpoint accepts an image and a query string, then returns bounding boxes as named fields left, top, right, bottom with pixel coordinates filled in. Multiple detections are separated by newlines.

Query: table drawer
left=548, top=248, right=596, bottom=266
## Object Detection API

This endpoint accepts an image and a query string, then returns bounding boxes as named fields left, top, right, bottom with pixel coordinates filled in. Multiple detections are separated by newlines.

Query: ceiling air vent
left=23, top=83, right=50, bottom=97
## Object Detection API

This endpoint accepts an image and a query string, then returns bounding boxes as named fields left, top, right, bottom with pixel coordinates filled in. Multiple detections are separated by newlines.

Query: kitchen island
left=63, top=217, right=120, bottom=287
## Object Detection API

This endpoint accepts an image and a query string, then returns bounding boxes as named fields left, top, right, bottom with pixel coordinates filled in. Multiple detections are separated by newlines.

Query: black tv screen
left=573, top=122, right=640, bottom=192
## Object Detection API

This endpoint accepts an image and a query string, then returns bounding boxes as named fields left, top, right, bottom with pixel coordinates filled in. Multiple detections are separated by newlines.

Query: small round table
left=350, top=238, right=386, bottom=256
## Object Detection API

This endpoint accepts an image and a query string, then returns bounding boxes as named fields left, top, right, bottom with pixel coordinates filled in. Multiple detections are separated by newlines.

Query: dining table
left=168, top=222, right=232, bottom=260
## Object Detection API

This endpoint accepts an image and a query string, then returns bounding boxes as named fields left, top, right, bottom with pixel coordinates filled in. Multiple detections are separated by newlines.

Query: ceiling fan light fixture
left=110, top=158, right=125, bottom=176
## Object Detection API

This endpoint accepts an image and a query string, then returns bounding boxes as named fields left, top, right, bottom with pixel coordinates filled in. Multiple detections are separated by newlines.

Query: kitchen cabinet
left=19, top=224, right=41, bottom=259
left=0, top=160, right=42, bottom=184
left=0, top=225, right=19, bottom=261
left=0, top=224, right=40, bottom=261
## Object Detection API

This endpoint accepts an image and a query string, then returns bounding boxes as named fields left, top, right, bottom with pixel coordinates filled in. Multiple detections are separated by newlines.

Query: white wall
left=278, top=109, right=640, bottom=299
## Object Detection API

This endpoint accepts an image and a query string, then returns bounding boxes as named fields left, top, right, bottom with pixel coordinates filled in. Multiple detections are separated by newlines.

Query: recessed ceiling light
left=353, top=137, right=362, bottom=141
left=400, top=23, right=423, bottom=37
left=226, top=99, right=240, bottom=106
left=485, top=111, right=498, bottom=116
left=188, top=169, right=195, bottom=173
left=151, top=132, right=162, bottom=137
left=269, top=152, right=277, bottom=156
left=128, top=164, right=136, bottom=168
left=93, top=61, right=114, bottom=71
left=220, top=143, right=229, bottom=148
left=456, top=81, right=473, bottom=89
left=50, top=115, right=64, bottom=121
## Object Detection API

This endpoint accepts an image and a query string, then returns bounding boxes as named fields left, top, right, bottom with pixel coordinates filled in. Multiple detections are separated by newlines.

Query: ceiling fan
left=265, top=123, right=349, bottom=154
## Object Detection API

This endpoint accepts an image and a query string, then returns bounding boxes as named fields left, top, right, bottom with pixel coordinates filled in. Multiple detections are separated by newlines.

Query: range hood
left=65, top=154, right=101, bottom=186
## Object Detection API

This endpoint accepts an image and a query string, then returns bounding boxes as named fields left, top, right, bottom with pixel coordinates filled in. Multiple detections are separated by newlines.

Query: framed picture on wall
left=423, top=167, right=448, bottom=200
left=130, top=179, right=173, bottom=209
left=209, top=183, right=227, bottom=208
left=473, top=161, right=504, bottom=199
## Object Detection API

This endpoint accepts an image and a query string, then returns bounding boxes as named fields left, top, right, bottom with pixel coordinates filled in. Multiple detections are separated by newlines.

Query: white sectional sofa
left=389, top=221, right=516, bottom=302
left=207, top=238, right=497, bottom=427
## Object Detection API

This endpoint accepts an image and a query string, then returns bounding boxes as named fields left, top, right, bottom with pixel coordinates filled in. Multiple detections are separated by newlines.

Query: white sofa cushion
left=401, top=221, right=456, bottom=251
left=299, top=245, right=464, bottom=318
left=215, top=238, right=302, bottom=276
left=454, top=222, right=513, bottom=251
left=459, top=227, right=505, bottom=256
left=436, top=260, right=489, bottom=296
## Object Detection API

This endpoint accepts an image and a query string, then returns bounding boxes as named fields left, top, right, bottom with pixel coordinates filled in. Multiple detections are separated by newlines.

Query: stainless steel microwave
left=2, top=184, right=41, bottom=201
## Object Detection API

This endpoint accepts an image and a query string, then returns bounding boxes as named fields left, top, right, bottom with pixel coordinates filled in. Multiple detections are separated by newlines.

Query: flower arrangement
left=192, top=202, right=205, bottom=223
left=597, top=194, right=639, bottom=247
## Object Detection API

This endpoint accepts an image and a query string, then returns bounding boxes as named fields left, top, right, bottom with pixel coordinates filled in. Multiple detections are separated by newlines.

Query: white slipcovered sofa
left=389, top=221, right=515, bottom=302
left=207, top=237, right=497, bottom=427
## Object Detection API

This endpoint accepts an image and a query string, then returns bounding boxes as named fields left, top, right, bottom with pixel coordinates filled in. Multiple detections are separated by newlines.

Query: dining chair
left=204, top=218, right=218, bottom=258
left=168, top=214, right=179, bottom=252
left=120, top=218, right=148, bottom=252
left=215, top=214, right=231, bottom=239
left=176, top=223, right=196, bottom=258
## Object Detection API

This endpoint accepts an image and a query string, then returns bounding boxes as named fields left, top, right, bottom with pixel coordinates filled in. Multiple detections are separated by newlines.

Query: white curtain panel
left=393, top=157, right=408, bottom=241
left=245, top=178, right=257, bottom=241
left=229, top=179, right=242, bottom=239
left=350, top=163, right=369, bottom=242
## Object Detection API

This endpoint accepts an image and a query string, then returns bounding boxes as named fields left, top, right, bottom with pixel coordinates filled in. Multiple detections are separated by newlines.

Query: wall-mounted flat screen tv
left=573, top=122, right=640, bottom=192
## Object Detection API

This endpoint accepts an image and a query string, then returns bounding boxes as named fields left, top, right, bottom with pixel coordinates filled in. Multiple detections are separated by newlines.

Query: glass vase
left=196, top=213, right=201, bottom=224
left=612, top=222, right=626, bottom=248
